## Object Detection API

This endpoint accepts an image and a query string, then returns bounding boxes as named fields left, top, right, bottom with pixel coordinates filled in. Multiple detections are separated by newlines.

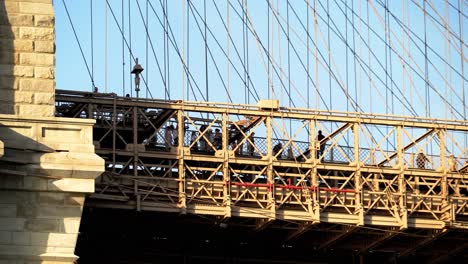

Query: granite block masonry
left=0, top=1, right=104, bottom=263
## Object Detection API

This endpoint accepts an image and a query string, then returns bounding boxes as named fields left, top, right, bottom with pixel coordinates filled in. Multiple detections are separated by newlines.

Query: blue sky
left=55, top=0, right=467, bottom=120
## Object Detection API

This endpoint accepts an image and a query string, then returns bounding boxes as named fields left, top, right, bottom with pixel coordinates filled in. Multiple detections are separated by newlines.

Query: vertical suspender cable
left=243, top=0, right=250, bottom=104
left=242, top=0, right=247, bottom=103
left=287, top=1, right=291, bottom=107
left=105, top=0, right=108, bottom=93
left=186, top=0, right=190, bottom=100
left=90, top=0, right=94, bottom=92
left=267, top=1, right=271, bottom=99
left=459, top=0, right=466, bottom=121
left=314, top=0, right=319, bottom=109
left=246, top=0, right=250, bottom=104
left=182, top=0, right=185, bottom=101
left=146, top=0, right=149, bottom=98
left=327, top=0, right=332, bottom=112
left=163, top=0, right=167, bottom=99
left=204, top=0, right=209, bottom=101
left=459, top=0, right=467, bottom=148
left=129, top=0, right=133, bottom=97
left=387, top=0, right=393, bottom=116
left=306, top=0, right=310, bottom=109
left=121, top=0, right=125, bottom=96
left=352, top=0, right=358, bottom=111
left=166, top=0, right=170, bottom=99
left=227, top=0, right=230, bottom=103
left=287, top=0, right=292, bottom=135
left=367, top=1, right=371, bottom=113
left=384, top=0, right=388, bottom=117
left=400, top=0, right=405, bottom=116
left=345, top=0, right=349, bottom=114
left=423, top=0, right=429, bottom=117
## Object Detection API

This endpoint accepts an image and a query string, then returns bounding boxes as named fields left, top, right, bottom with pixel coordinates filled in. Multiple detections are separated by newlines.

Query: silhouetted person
left=416, top=152, right=428, bottom=169
left=448, top=155, right=457, bottom=172
left=316, top=130, right=326, bottom=159
left=190, top=131, right=198, bottom=151
left=273, top=142, right=283, bottom=158
left=214, top=128, right=222, bottom=149
left=200, top=125, right=208, bottom=152
left=248, top=132, right=255, bottom=156
left=164, top=125, right=174, bottom=150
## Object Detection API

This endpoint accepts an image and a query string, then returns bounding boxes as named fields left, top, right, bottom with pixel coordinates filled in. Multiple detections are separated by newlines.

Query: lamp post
left=131, top=58, right=144, bottom=99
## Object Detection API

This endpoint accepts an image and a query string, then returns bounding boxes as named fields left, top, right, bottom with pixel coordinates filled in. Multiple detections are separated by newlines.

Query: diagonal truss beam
left=254, top=218, right=273, bottom=232
left=297, top=123, right=352, bottom=159
left=378, top=128, right=435, bottom=166
left=228, top=116, right=264, bottom=145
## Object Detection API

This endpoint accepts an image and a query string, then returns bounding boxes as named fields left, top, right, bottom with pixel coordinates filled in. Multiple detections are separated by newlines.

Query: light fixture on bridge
left=131, top=58, right=144, bottom=98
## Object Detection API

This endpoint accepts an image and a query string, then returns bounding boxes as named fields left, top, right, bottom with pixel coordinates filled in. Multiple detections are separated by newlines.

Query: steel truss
left=56, top=90, right=468, bottom=232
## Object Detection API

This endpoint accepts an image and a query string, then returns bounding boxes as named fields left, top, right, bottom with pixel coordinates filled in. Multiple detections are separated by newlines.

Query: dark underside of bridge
left=76, top=205, right=467, bottom=264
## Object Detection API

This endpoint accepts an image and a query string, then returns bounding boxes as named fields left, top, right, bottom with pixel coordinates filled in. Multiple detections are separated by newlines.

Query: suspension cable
left=61, top=0, right=95, bottom=90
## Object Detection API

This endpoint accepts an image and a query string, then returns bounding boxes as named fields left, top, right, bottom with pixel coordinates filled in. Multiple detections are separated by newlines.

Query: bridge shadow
left=0, top=0, right=15, bottom=114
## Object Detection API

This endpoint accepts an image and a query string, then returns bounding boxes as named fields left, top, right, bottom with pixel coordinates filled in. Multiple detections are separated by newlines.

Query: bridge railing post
left=310, top=119, right=320, bottom=222
left=222, top=113, right=231, bottom=218
left=397, top=125, right=408, bottom=229
left=266, top=115, right=275, bottom=220
left=353, top=122, right=364, bottom=226
left=178, top=109, right=186, bottom=213
left=133, top=106, right=141, bottom=211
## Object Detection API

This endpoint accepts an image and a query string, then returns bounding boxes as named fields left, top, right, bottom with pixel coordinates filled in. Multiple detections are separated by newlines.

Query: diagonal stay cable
left=104, top=0, right=152, bottom=98
left=134, top=0, right=168, bottom=99
left=211, top=0, right=261, bottom=101
left=149, top=0, right=206, bottom=101
left=186, top=0, right=235, bottom=103
left=61, top=0, right=95, bottom=90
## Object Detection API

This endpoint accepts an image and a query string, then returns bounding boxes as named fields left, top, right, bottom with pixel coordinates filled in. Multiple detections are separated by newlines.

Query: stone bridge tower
left=0, top=0, right=104, bottom=263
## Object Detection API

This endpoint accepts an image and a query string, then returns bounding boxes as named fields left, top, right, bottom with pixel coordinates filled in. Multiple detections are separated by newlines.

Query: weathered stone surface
left=0, top=140, right=3, bottom=157
left=0, top=2, right=19, bottom=13
left=33, top=92, right=54, bottom=105
left=19, top=78, right=54, bottom=92
left=0, top=64, right=34, bottom=77
left=14, top=91, right=34, bottom=103
left=18, top=2, right=53, bottom=15
left=34, top=66, right=54, bottom=79
left=0, top=39, right=33, bottom=52
left=20, top=53, right=54, bottom=66
left=24, top=218, right=60, bottom=233
left=19, top=27, right=54, bottom=40
left=18, top=104, right=54, bottom=117
left=34, top=15, right=54, bottom=27
left=0, top=14, right=34, bottom=26
left=34, top=41, right=54, bottom=53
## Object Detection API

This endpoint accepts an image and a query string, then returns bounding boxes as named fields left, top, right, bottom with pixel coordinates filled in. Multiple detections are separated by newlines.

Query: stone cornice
left=0, top=115, right=104, bottom=193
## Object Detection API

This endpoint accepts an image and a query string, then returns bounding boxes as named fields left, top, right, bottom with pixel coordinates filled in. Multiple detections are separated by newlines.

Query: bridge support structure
left=55, top=90, right=468, bottom=231
left=0, top=0, right=104, bottom=263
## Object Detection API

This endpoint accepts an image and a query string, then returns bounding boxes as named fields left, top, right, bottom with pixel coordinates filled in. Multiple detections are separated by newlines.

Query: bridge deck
left=56, top=90, right=468, bottom=232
